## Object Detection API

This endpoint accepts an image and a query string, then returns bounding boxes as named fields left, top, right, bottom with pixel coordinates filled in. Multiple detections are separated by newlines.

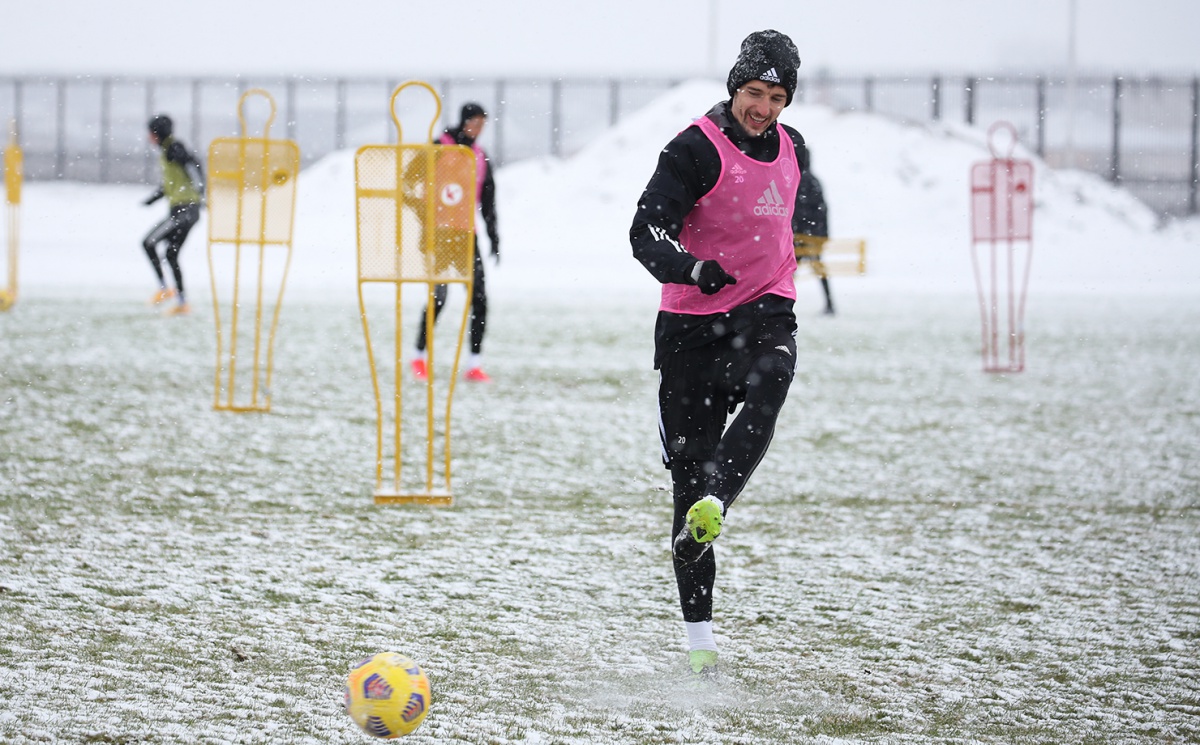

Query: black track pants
left=664, top=347, right=795, bottom=623
left=143, top=203, right=200, bottom=295
left=414, top=245, right=487, bottom=355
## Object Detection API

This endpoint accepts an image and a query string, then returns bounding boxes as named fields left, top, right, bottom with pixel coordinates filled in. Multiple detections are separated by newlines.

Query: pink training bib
left=660, top=116, right=799, bottom=315
left=437, top=133, right=487, bottom=201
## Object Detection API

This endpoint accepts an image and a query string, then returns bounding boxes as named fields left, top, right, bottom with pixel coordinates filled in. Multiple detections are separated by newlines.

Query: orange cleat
left=411, top=358, right=428, bottom=380
left=164, top=302, right=191, bottom=316
left=149, top=288, right=177, bottom=305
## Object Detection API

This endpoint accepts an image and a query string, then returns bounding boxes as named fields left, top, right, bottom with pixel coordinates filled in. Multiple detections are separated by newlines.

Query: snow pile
left=495, top=79, right=1199, bottom=297
left=10, top=79, right=1199, bottom=300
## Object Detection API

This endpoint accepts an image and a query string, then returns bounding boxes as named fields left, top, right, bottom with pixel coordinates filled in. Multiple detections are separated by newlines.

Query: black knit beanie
left=726, top=30, right=801, bottom=106
left=460, top=103, right=487, bottom=123
left=148, top=114, right=173, bottom=142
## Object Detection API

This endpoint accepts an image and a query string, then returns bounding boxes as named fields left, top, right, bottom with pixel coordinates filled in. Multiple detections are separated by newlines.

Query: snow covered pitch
left=1, top=81, right=1198, bottom=743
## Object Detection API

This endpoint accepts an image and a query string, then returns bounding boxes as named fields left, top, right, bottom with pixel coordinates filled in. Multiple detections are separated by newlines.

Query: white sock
left=414, top=350, right=427, bottom=362
left=685, top=620, right=718, bottom=653
left=468, top=353, right=482, bottom=370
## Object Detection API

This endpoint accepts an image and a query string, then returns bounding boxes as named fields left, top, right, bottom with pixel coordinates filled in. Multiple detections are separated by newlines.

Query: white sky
left=3, top=0, right=1199, bottom=78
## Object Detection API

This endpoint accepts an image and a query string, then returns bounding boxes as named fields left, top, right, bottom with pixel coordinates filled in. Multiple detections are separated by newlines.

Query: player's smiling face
left=732, top=80, right=787, bottom=136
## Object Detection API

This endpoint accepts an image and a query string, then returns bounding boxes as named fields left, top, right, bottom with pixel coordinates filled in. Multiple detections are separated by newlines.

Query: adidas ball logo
left=753, top=180, right=788, bottom=216
left=760, top=67, right=781, bottom=84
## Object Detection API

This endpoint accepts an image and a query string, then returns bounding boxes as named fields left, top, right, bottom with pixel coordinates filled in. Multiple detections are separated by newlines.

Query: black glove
left=694, top=260, right=737, bottom=295
left=143, top=190, right=162, bottom=206
left=486, top=221, right=500, bottom=265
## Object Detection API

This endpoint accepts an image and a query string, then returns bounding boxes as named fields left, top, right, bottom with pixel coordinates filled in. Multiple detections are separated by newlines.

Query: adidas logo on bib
left=760, top=68, right=781, bottom=84
left=753, top=180, right=788, bottom=216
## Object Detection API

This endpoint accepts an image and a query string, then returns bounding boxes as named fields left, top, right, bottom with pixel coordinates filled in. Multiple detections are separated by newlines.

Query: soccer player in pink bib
left=630, top=30, right=805, bottom=678
left=411, top=103, right=500, bottom=383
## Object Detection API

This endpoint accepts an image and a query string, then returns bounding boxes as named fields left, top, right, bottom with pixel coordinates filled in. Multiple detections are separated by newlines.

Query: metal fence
left=2, top=73, right=1197, bottom=217
left=809, top=73, right=1200, bottom=218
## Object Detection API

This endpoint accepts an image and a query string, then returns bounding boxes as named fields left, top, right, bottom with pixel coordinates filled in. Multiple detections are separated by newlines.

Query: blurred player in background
left=142, top=114, right=204, bottom=316
left=411, top=103, right=500, bottom=382
left=792, top=148, right=835, bottom=315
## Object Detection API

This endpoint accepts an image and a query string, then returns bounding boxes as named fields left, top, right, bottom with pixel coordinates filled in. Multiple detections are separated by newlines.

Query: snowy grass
left=2, top=287, right=1199, bottom=744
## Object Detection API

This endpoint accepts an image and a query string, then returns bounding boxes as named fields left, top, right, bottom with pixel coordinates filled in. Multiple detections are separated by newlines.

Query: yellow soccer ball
left=344, top=652, right=431, bottom=738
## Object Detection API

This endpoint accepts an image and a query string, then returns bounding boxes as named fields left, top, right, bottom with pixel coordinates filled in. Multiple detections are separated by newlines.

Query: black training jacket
left=793, top=169, right=828, bottom=237
left=629, top=100, right=808, bottom=365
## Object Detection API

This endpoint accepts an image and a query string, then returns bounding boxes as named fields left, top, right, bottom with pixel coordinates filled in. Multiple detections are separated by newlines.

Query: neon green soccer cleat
left=672, top=496, right=724, bottom=563
left=689, top=650, right=719, bottom=677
